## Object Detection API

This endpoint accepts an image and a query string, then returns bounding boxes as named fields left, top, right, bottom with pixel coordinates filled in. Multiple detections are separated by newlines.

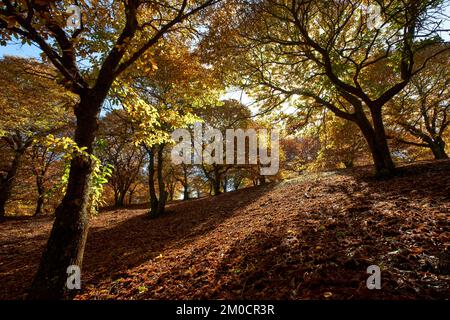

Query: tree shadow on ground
left=199, top=161, right=450, bottom=299
left=79, top=160, right=448, bottom=299
left=0, top=183, right=275, bottom=299
left=79, top=184, right=276, bottom=287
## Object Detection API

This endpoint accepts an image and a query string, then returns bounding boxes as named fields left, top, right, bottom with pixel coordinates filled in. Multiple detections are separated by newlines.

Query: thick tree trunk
left=355, top=109, right=396, bottom=177
left=28, top=92, right=102, bottom=299
left=0, top=148, right=27, bottom=221
left=429, top=138, right=448, bottom=160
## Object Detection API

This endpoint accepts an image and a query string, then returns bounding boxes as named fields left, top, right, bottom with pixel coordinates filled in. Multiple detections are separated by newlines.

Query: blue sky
left=0, top=41, right=41, bottom=59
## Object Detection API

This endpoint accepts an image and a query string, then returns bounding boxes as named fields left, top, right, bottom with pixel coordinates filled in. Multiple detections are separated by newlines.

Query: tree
left=98, top=110, right=145, bottom=207
left=1, top=0, right=221, bottom=298
left=29, top=144, right=62, bottom=216
left=0, top=56, right=74, bottom=220
left=174, top=163, right=193, bottom=200
left=315, top=112, right=368, bottom=169
left=280, top=136, right=320, bottom=174
left=204, top=0, right=450, bottom=176
left=196, top=99, right=254, bottom=195
left=115, top=39, right=221, bottom=217
left=387, top=45, right=450, bottom=159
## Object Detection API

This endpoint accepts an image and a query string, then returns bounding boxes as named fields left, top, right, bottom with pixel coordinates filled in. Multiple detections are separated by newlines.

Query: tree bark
left=0, top=147, right=27, bottom=220
left=343, top=160, right=354, bottom=169
left=182, top=166, right=189, bottom=200
left=156, top=145, right=167, bottom=215
left=28, top=91, right=103, bottom=299
left=147, top=147, right=158, bottom=217
left=354, top=108, right=396, bottom=177
left=34, top=175, right=45, bottom=216
left=221, top=175, right=228, bottom=193
left=117, top=191, right=126, bottom=207
left=258, top=176, right=267, bottom=185
left=34, top=196, right=44, bottom=216
left=429, top=137, right=448, bottom=159
left=183, top=186, right=189, bottom=200
left=212, top=178, right=221, bottom=195
left=147, top=145, right=167, bottom=218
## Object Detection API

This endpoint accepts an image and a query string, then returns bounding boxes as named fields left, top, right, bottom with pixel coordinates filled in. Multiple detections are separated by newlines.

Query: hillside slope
left=1, top=161, right=449, bottom=299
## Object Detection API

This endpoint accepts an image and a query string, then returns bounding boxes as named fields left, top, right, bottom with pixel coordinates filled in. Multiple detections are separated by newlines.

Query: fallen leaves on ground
left=0, top=160, right=449, bottom=300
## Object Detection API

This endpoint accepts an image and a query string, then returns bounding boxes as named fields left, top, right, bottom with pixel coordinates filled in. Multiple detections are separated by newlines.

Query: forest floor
left=0, top=160, right=449, bottom=300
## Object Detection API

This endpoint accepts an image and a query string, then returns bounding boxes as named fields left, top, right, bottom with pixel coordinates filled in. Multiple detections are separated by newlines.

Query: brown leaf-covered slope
left=0, top=161, right=449, bottom=300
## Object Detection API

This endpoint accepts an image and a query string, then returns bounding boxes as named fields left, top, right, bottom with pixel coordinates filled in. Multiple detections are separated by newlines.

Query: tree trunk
left=147, top=147, right=159, bottom=217
left=183, top=186, right=189, bottom=200
left=429, top=137, right=448, bottom=160
left=221, top=176, right=228, bottom=193
left=212, top=179, right=221, bottom=195
left=128, top=185, right=136, bottom=205
left=156, top=145, right=167, bottom=215
left=212, top=166, right=222, bottom=195
left=233, top=177, right=242, bottom=191
left=182, top=167, right=189, bottom=200
left=113, top=190, right=119, bottom=207
left=147, top=145, right=167, bottom=218
left=34, top=179, right=45, bottom=216
left=28, top=92, right=102, bottom=299
left=258, top=175, right=267, bottom=185
left=355, top=109, right=396, bottom=177
left=0, top=147, right=27, bottom=221
left=117, top=191, right=126, bottom=207
left=343, top=160, right=354, bottom=169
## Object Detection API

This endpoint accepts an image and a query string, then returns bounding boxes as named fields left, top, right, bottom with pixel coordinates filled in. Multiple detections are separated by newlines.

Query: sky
left=0, top=40, right=41, bottom=59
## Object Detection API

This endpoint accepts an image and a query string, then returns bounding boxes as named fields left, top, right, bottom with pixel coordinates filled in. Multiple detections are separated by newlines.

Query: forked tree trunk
left=429, top=137, right=448, bottom=160
left=28, top=91, right=103, bottom=299
left=354, top=108, right=396, bottom=177
left=147, top=145, right=167, bottom=218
